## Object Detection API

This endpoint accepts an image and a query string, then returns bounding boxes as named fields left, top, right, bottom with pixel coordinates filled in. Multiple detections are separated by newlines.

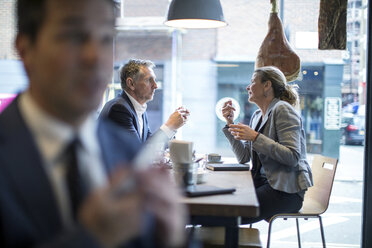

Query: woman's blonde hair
left=254, top=66, right=299, bottom=107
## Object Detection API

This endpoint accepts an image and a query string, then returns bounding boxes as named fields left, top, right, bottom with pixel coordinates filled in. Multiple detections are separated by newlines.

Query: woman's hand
left=222, top=100, right=236, bottom=125
left=228, top=123, right=259, bottom=141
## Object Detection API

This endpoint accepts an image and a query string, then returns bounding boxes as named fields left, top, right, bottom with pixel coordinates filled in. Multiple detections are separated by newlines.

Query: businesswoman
left=222, top=66, right=313, bottom=223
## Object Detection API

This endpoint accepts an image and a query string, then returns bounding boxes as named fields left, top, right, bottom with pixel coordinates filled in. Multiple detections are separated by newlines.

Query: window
left=0, top=0, right=367, bottom=247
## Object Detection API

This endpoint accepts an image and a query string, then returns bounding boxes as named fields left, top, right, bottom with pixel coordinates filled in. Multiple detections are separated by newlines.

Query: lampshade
left=165, top=0, right=227, bottom=29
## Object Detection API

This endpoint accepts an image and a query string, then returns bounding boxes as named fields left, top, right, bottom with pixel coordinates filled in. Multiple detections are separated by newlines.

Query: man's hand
left=165, top=106, right=190, bottom=130
left=140, top=168, right=187, bottom=247
left=78, top=167, right=187, bottom=248
left=79, top=169, right=144, bottom=248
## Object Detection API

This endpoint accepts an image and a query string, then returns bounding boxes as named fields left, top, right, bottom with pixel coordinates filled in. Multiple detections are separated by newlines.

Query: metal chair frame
left=266, top=155, right=338, bottom=248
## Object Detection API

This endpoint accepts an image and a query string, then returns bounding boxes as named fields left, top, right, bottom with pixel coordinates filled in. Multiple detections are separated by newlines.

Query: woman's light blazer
left=223, top=98, right=313, bottom=193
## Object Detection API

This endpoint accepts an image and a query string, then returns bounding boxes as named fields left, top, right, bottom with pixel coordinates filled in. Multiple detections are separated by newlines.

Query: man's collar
left=19, top=91, right=99, bottom=163
left=124, top=90, right=147, bottom=115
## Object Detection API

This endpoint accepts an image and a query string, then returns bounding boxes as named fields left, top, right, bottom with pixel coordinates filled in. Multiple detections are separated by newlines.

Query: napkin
left=169, top=140, right=193, bottom=164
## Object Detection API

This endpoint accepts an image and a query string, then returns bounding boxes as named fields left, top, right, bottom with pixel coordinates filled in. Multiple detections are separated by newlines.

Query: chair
left=192, top=226, right=263, bottom=248
left=266, top=155, right=338, bottom=248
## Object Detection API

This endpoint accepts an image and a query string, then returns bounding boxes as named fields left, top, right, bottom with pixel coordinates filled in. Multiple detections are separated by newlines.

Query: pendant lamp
left=165, top=0, right=227, bottom=29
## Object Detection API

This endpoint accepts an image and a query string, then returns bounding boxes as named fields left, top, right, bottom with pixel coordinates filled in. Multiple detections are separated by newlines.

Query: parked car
left=340, top=113, right=365, bottom=145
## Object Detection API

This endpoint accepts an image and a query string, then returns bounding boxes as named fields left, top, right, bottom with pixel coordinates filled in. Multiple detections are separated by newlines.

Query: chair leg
left=266, top=220, right=274, bottom=248
left=318, top=216, right=326, bottom=248
left=188, top=225, right=195, bottom=239
left=295, top=218, right=302, bottom=248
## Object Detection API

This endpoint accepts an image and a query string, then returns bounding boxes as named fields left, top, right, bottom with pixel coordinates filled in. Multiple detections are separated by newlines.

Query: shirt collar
left=124, top=90, right=147, bottom=116
left=19, top=91, right=99, bottom=164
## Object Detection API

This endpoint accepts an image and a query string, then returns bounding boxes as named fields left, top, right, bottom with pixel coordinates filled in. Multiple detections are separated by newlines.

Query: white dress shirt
left=19, top=92, right=107, bottom=227
left=124, top=91, right=176, bottom=139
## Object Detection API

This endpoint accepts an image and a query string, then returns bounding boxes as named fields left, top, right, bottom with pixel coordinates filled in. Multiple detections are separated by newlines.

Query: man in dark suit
left=100, top=59, right=190, bottom=143
left=0, top=0, right=186, bottom=247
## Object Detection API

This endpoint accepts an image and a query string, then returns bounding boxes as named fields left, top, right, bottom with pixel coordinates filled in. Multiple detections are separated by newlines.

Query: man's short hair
left=16, top=0, right=116, bottom=42
left=120, top=59, right=155, bottom=90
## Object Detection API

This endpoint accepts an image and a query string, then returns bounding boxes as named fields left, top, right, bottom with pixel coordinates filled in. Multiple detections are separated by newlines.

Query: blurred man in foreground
left=100, top=59, right=190, bottom=143
left=0, top=0, right=186, bottom=247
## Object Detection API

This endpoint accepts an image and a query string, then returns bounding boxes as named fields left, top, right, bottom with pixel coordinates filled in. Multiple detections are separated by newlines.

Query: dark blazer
left=0, top=95, right=149, bottom=248
left=99, top=91, right=153, bottom=143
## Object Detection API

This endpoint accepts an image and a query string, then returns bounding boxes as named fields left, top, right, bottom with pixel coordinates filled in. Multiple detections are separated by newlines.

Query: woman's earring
left=263, top=92, right=267, bottom=97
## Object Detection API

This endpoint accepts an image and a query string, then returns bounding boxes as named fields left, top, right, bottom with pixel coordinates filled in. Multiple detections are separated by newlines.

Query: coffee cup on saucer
left=208, top=153, right=221, bottom=163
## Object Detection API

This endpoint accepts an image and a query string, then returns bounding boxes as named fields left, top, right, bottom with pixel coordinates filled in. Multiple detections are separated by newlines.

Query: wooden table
left=180, top=171, right=260, bottom=248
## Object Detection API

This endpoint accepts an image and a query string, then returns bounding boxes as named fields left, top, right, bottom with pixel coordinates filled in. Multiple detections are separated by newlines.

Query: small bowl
left=208, top=153, right=221, bottom=163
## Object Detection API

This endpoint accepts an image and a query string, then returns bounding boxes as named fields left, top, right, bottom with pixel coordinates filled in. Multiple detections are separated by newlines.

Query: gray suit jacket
left=223, top=98, right=313, bottom=194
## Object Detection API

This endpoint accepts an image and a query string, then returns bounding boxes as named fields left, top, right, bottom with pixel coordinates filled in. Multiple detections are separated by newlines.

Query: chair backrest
left=301, top=155, right=338, bottom=215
